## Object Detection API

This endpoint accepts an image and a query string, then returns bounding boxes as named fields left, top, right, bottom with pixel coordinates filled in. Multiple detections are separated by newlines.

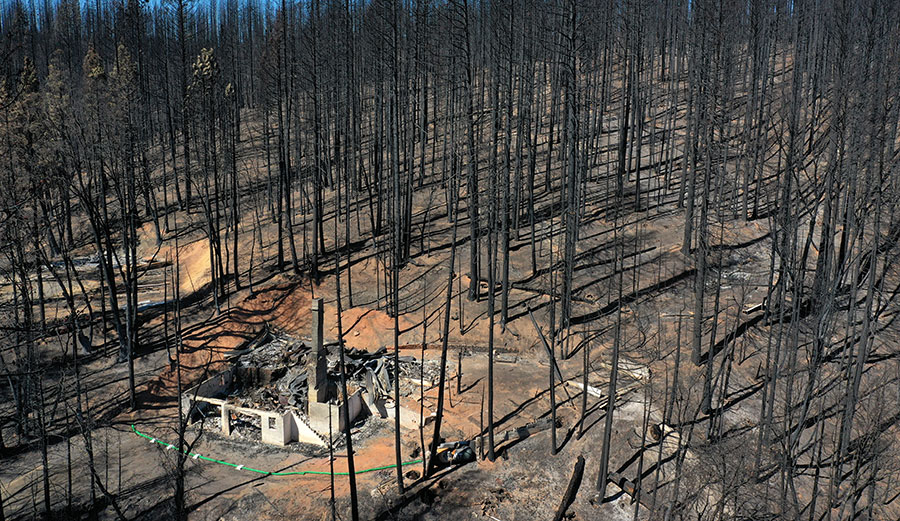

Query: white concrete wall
left=339, top=391, right=365, bottom=431
left=192, top=368, right=234, bottom=398
left=289, top=412, right=328, bottom=447
left=307, top=401, right=338, bottom=434
left=181, top=368, right=234, bottom=420
left=260, top=411, right=291, bottom=446
left=384, top=401, right=426, bottom=430
left=307, top=390, right=366, bottom=435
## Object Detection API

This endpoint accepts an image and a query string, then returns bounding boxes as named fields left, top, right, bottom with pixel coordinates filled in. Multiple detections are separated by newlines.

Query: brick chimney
left=309, top=298, right=329, bottom=403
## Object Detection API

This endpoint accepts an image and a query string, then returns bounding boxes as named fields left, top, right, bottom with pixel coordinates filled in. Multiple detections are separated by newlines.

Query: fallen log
left=603, top=471, right=653, bottom=509
left=566, top=381, right=604, bottom=398
left=565, top=380, right=641, bottom=405
left=500, top=416, right=560, bottom=443
left=553, top=455, right=585, bottom=521
left=607, top=471, right=636, bottom=498
left=527, top=306, right=574, bottom=406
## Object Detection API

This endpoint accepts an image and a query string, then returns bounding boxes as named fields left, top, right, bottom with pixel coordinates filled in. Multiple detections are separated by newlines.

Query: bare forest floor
left=2, top=97, right=900, bottom=521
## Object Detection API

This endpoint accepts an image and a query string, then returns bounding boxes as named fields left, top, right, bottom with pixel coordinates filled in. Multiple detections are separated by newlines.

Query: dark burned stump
left=553, top=455, right=586, bottom=521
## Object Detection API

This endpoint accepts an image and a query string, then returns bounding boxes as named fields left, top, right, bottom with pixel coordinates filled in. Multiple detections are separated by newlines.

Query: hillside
left=2, top=0, right=900, bottom=519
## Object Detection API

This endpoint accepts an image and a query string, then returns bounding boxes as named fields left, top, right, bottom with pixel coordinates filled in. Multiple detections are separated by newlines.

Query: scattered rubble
left=236, top=329, right=306, bottom=369
left=183, top=300, right=439, bottom=450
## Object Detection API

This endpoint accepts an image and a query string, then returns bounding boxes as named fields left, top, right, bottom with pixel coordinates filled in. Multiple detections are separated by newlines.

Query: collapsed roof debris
left=183, top=302, right=438, bottom=449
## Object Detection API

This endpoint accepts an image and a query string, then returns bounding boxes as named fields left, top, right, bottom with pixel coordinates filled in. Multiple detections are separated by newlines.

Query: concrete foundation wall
left=307, top=390, right=366, bottom=434
left=260, top=411, right=291, bottom=446
left=193, top=368, right=234, bottom=398
left=307, top=401, right=338, bottom=434
left=383, top=401, right=425, bottom=430
left=290, top=412, right=328, bottom=447
left=340, top=391, right=365, bottom=431
left=181, top=368, right=234, bottom=420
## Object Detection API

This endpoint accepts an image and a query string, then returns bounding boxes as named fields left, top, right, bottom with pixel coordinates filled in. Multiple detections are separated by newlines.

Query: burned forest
left=1, top=0, right=900, bottom=519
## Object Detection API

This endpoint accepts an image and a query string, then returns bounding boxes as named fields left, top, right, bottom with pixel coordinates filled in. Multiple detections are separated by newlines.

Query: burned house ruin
left=180, top=298, right=426, bottom=448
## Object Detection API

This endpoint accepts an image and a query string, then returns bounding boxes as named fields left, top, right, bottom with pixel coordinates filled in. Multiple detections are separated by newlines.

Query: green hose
left=131, top=424, right=422, bottom=476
